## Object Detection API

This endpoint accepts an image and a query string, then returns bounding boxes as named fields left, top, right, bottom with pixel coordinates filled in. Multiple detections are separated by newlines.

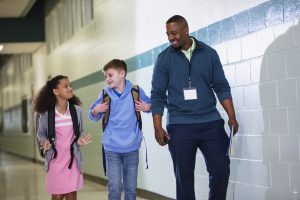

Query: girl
left=34, top=75, right=91, bottom=200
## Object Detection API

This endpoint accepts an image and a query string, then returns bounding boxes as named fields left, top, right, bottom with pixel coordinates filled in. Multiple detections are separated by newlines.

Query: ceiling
left=0, top=0, right=44, bottom=66
left=0, top=0, right=36, bottom=17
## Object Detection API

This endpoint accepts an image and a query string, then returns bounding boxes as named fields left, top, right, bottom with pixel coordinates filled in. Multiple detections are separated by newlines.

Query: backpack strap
left=101, top=89, right=111, bottom=175
left=102, top=145, right=106, bottom=175
left=47, top=108, right=57, bottom=159
left=132, top=85, right=149, bottom=169
left=68, top=103, right=80, bottom=169
left=131, top=85, right=142, bottom=130
left=102, top=89, right=111, bottom=131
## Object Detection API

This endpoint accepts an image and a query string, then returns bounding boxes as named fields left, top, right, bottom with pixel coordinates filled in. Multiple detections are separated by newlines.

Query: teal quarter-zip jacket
left=151, top=38, right=232, bottom=124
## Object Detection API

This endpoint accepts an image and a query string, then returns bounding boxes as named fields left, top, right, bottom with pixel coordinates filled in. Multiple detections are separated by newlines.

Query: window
left=46, top=0, right=94, bottom=53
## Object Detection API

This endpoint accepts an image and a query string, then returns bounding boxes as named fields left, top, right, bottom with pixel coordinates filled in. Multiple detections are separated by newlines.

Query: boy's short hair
left=103, top=59, right=127, bottom=76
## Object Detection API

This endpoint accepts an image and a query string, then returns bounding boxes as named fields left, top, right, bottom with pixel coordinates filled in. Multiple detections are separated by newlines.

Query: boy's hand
left=92, top=102, right=108, bottom=116
left=77, top=134, right=93, bottom=146
left=135, top=100, right=150, bottom=112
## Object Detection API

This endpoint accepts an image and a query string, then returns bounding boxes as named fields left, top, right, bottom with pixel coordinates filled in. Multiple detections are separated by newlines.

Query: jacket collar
left=169, top=36, right=204, bottom=53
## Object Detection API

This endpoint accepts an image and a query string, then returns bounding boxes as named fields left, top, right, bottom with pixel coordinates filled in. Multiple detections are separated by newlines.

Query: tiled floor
left=0, top=151, right=150, bottom=200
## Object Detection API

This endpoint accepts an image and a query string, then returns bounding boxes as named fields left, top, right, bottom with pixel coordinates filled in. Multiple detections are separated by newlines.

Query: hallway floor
left=0, top=151, right=150, bottom=200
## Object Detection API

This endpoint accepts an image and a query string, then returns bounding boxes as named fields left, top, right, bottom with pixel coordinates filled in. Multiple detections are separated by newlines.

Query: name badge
left=183, top=87, right=197, bottom=100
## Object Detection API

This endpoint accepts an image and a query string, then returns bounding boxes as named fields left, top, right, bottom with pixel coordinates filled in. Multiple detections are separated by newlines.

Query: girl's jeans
left=105, top=150, right=139, bottom=200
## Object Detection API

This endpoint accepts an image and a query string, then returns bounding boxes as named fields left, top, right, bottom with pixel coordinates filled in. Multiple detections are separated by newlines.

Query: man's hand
left=154, top=127, right=170, bottom=146
left=220, top=99, right=239, bottom=136
left=153, top=114, right=170, bottom=146
left=228, top=118, right=239, bottom=135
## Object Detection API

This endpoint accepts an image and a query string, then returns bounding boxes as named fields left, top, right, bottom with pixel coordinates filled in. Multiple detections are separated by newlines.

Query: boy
left=88, top=59, right=151, bottom=200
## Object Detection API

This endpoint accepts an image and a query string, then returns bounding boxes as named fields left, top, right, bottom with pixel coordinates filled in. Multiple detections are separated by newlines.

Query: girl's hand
left=40, top=140, right=52, bottom=154
left=77, top=134, right=93, bottom=146
left=92, top=102, right=108, bottom=116
left=135, top=100, right=150, bottom=112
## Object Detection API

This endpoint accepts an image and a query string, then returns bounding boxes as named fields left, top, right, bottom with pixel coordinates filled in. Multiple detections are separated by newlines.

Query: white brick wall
left=222, top=19, right=300, bottom=200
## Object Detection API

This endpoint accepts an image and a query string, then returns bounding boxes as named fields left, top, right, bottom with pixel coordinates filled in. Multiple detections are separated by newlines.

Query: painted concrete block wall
left=0, top=54, right=37, bottom=158
left=215, top=2, right=300, bottom=200
left=1, top=0, right=300, bottom=199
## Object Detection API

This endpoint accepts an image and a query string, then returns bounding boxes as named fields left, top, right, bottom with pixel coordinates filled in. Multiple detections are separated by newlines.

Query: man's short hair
left=166, top=15, right=188, bottom=28
left=103, top=59, right=127, bottom=76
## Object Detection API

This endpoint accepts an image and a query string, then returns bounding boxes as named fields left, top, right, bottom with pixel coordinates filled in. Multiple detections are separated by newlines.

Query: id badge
left=183, top=87, right=197, bottom=100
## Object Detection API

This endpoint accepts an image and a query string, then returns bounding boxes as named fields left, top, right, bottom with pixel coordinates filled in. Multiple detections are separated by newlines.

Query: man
left=151, top=15, right=238, bottom=200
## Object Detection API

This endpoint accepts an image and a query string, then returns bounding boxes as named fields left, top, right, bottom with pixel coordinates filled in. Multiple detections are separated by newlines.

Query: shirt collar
left=55, top=101, right=69, bottom=116
left=181, top=37, right=195, bottom=53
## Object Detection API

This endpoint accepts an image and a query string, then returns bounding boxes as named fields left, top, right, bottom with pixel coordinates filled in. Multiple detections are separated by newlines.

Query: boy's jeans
left=105, top=150, right=139, bottom=200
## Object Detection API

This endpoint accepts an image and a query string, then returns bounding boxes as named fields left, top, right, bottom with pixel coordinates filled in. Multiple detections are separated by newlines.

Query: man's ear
left=184, top=27, right=189, bottom=35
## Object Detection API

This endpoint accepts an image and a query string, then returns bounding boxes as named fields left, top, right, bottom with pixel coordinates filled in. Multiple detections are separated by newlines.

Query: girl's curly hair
left=33, top=75, right=82, bottom=113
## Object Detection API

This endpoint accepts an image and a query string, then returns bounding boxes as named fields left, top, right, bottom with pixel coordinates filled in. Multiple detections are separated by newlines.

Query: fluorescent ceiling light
left=0, top=45, right=3, bottom=52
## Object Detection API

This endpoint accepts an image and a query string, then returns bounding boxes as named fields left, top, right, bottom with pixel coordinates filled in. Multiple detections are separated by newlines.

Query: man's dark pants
left=167, top=119, right=230, bottom=200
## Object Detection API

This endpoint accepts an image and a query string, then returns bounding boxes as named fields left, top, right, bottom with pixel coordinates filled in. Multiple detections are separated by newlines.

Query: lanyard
left=188, top=62, right=192, bottom=88
left=181, top=38, right=194, bottom=88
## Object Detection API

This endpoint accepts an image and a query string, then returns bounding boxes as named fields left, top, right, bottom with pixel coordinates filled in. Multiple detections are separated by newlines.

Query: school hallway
left=1, top=0, right=300, bottom=199
left=0, top=151, right=150, bottom=200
